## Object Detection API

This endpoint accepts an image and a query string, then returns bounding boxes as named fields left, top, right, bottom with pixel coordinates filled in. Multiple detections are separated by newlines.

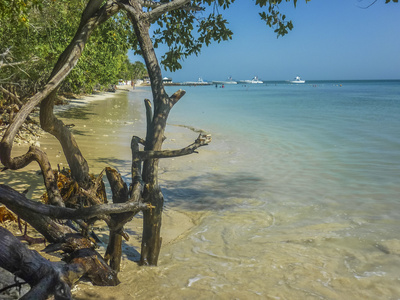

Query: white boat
left=212, top=77, right=237, bottom=85
left=238, top=76, right=263, bottom=84
left=289, top=76, right=305, bottom=84
left=182, top=78, right=210, bottom=86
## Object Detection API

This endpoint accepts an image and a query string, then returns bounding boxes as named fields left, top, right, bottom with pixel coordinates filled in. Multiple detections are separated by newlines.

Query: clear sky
left=128, top=0, right=400, bottom=82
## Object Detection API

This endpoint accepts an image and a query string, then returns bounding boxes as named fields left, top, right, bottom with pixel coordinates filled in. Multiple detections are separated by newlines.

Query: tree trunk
left=39, top=1, right=119, bottom=186
left=0, top=4, right=210, bottom=298
left=124, top=5, right=169, bottom=266
left=121, top=2, right=190, bottom=265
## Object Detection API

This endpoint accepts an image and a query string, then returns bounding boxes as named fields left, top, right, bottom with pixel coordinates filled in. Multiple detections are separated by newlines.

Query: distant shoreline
left=137, top=78, right=400, bottom=87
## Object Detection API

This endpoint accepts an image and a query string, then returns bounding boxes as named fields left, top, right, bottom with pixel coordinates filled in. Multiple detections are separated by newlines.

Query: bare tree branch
left=0, top=86, right=23, bottom=106
left=104, top=167, right=132, bottom=271
left=136, top=0, right=203, bottom=10
left=357, top=0, right=379, bottom=9
left=144, top=98, right=153, bottom=146
left=169, top=89, right=186, bottom=106
left=0, top=57, right=40, bottom=70
left=39, top=1, right=120, bottom=185
left=0, top=227, right=77, bottom=300
left=137, top=133, right=211, bottom=160
left=0, top=184, right=151, bottom=221
left=145, top=0, right=191, bottom=22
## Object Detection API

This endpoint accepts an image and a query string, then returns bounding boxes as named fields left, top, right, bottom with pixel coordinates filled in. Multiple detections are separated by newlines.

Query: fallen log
left=0, top=185, right=121, bottom=288
left=0, top=226, right=79, bottom=300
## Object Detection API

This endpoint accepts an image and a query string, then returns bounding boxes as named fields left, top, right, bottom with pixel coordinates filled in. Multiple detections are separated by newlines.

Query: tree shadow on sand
left=161, top=172, right=264, bottom=211
left=57, top=105, right=95, bottom=120
left=0, top=169, right=45, bottom=199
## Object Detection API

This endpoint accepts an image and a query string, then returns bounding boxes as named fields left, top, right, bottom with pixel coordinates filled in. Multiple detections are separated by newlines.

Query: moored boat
left=212, top=77, right=237, bottom=85
left=238, top=76, right=263, bottom=84
left=289, top=76, right=305, bottom=84
left=182, top=78, right=211, bottom=86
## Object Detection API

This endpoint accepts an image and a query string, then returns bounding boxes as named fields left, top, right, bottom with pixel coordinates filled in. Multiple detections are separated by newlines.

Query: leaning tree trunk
left=0, top=0, right=119, bottom=203
left=40, top=0, right=119, bottom=186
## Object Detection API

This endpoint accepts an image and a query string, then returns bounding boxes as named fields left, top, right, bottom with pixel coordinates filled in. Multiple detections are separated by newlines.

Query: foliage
left=63, top=12, right=137, bottom=93
left=152, top=6, right=234, bottom=71
left=1, top=0, right=396, bottom=92
left=0, top=0, right=135, bottom=100
left=0, top=0, right=42, bottom=26
left=117, top=59, right=147, bottom=81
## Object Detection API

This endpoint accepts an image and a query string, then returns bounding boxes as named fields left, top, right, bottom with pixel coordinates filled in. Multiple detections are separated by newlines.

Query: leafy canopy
left=0, top=0, right=136, bottom=97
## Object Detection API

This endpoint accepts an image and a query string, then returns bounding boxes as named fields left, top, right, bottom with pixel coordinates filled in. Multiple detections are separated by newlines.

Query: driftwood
left=0, top=224, right=118, bottom=298
left=0, top=185, right=121, bottom=287
left=0, top=226, right=78, bottom=300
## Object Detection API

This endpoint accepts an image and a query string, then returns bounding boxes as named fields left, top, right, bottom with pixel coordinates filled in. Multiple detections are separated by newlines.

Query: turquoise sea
left=21, top=80, right=400, bottom=299
left=164, top=80, right=400, bottom=299
left=163, top=80, right=400, bottom=237
left=89, top=80, right=397, bottom=299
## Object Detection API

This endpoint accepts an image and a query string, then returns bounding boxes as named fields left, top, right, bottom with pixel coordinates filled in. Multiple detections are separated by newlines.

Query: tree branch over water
left=135, top=133, right=212, bottom=160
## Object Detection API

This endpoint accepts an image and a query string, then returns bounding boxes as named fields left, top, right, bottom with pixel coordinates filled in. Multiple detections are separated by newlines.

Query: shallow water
left=5, top=81, right=400, bottom=299
left=154, top=81, right=400, bottom=299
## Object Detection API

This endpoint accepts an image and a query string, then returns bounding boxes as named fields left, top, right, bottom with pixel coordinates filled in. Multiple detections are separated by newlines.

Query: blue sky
left=129, top=0, right=400, bottom=82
